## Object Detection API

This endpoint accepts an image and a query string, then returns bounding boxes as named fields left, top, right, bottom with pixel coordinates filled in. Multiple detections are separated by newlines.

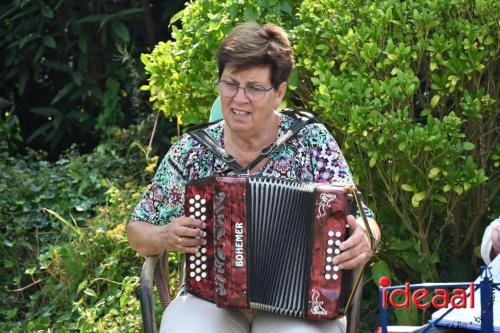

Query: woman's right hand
left=127, top=217, right=207, bottom=257
left=163, top=216, right=207, bottom=254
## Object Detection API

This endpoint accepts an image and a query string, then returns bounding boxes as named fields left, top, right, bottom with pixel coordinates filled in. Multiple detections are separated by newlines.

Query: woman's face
left=219, top=64, right=286, bottom=136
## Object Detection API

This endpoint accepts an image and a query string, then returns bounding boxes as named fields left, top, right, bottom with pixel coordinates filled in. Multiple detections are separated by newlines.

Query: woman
left=128, top=22, right=380, bottom=333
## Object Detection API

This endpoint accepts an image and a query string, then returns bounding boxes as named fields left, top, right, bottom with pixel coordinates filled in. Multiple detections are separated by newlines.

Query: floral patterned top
left=132, top=113, right=372, bottom=224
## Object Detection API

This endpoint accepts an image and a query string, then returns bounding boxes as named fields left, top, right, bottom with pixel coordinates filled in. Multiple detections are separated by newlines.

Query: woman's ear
left=274, top=81, right=287, bottom=107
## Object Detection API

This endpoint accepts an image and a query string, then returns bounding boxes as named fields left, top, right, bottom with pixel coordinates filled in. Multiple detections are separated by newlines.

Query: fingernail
left=202, top=239, right=207, bottom=245
left=203, top=231, right=207, bottom=237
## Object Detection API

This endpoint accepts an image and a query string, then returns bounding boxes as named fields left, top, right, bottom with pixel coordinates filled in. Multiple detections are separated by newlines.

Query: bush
left=0, top=117, right=173, bottom=331
left=142, top=0, right=499, bottom=327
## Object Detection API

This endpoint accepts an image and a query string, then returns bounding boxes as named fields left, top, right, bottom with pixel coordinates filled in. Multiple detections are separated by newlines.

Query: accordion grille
left=247, top=177, right=316, bottom=317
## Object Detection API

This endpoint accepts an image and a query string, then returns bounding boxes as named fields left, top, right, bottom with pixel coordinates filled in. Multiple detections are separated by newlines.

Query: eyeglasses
left=218, top=80, right=273, bottom=101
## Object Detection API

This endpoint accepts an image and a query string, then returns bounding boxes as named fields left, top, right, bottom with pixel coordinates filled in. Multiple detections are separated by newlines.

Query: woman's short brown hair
left=216, top=22, right=294, bottom=89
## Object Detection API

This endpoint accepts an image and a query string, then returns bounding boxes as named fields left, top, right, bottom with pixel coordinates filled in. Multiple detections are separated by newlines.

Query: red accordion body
left=183, top=176, right=355, bottom=320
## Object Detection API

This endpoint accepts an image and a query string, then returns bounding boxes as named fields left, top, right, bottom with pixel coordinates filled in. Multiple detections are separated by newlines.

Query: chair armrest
left=140, top=255, right=159, bottom=333
left=140, top=252, right=172, bottom=333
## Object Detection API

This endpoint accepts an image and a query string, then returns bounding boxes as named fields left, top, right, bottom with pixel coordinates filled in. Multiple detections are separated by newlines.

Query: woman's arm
left=127, top=217, right=206, bottom=257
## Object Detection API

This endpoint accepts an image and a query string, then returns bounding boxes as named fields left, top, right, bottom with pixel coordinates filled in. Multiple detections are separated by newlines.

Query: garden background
left=1, top=0, right=498, bottom=331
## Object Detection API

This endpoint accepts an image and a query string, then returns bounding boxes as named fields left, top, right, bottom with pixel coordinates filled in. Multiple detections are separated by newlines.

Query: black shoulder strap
left=189, top=110, right=317, bottom=175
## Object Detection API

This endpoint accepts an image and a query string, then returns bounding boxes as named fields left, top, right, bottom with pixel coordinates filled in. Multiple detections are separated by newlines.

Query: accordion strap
left=190, top=110, right=316, bottom=175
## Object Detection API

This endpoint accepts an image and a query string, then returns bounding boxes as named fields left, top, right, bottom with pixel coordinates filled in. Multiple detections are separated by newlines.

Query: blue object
left=209, top=95, right=223, bottom=122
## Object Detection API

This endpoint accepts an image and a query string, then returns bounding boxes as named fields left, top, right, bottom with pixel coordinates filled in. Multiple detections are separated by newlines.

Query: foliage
left=141, top=0, right=300, bottom=125
left=143, top=0, right=499, bottom=327
left=0, top=0, right=184, bottom=155
left=0, top=118, right=173, bottom=331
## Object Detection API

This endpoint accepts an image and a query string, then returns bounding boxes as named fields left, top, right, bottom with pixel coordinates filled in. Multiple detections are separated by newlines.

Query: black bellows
left=247, top=177, right=316, bottom=317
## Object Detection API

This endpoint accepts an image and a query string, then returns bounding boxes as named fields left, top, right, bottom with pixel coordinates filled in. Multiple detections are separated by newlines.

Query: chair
left=139, top=252, right=364, bottom=333
left=138, top=99, right=365, bottom=332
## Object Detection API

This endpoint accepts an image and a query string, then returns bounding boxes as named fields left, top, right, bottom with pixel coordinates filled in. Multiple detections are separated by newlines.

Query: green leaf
left=77, top=280, right=88, bottom=293
left=30, top=107, right=58, bottom=116
left=462, top=142, right=475, bottom=150
left=371, top=260, right=393, bottom=285
left=18, top=69, right=29, bottom=95
left=428, top=167, right=440, bottom=179
left=430, top=95, right=440, bottom=108
left=116, top=8, right=144, bottom=17
left=72, top=71, right=82, bottom=86
left=42, top=7, right=53, bottom=18
left=401, top=184, right=414, bottom=192
left=443, top=184, right=452, bottom=192
left=51, top=82, right=74, bottom=104
left=112, top=21, right=130, bottom=42
left=4, top=259, right=13, bottom=268
left=43, top=36, right=56, bottom=49
left=78, top=14, right=109, bottom=23
left=369, top=156, right=377, bottom=167
left=169, top=10, right=184, bottom=26
left=411, top=191, right=426, bottom=207
left=84, top=288, right=97, bottom=298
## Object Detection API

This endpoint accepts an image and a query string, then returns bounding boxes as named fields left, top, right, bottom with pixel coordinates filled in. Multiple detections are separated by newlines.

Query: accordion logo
left=310, top=289, right=328, bottom=316
left=318, top=193, right=337, bottom=218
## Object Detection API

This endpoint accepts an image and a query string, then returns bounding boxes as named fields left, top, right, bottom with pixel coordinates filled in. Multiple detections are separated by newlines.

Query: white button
left=326, top=265, right=331, bottom=271
left=333, top=265, right=339, bottom=272
left=195, top=211, right=201, bottom=217
left=201, top=207, right=207, bottom=213
left=190, top=263, right=195, bottom=269
left=334, top=248, right=340, bottom=255
left=189, top=207, right=195, bottom=212
left=328, top=231, right=334, bottom=237
left=333, top=274, right=339, bottom=280
left=327, top=239, right=334, bottom=246
left=201, top=199, right=206, bottom=204
left=335, top=240, right=341, bottom=246
left=335, top=231, right=342, bottom=237
left=190, top=272, right=196, bottom=278
left=325, top=273, right=331, bottom=280
left=201, top=256, right=207, bottom=261
left=190, top=215, right=195, bottom=218
left=326, top=256, right=333, bottom=263
left=196, top=268, right=201, bottom=273
left=201, top=248, right=207, bottom=253
left=201, top=215, right=206, bottom=221
left=189, top=255, right=195, bottom=261
left=189, top=198, right=195, bottom=204
left=195, top=276, right=201, bottom=282
left=195, top=203, right=201, bottom=209
left=201, top=264, right=207, bottom=270
left=201, top=272, right=207, bottom=278
left=195, top=195, right=201, bottom=200
left=195, top=252, right=201, bottom=257
left=327, top=248, right=333, bottom=254
left=345, top=224, right=350, bottom=228
left=196, top=260, right=201, bottom=265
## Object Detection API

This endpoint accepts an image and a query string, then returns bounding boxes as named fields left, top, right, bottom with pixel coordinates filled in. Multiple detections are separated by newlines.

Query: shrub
left=0, top=117, right=168, bottom=331
left=143, top=0, right=499, bottom=327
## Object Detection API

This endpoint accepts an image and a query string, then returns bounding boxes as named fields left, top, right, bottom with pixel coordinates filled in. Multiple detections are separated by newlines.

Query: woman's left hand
left=332, top=215, right=373, bottom=270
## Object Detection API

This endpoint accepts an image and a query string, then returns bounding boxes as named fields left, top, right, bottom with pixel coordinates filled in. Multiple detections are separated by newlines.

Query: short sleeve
left=130, top=135, right=192, bottom=225
left=481, top=218, right=500, bottom=264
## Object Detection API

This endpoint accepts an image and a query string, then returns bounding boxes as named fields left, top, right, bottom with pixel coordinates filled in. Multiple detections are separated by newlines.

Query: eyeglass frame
left=217, top=79, right=274, bottom=101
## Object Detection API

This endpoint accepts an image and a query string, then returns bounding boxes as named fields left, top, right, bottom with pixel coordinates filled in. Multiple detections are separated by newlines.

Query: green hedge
left=143, top=0, right=499, bottom=326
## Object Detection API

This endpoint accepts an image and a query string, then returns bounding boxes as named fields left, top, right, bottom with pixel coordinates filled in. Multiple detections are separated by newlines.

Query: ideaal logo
left=379, top=276, right=475, bottom=309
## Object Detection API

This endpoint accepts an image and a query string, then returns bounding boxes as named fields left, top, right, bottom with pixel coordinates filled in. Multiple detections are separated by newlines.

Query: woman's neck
left=224, top=112, right=280, bottom=153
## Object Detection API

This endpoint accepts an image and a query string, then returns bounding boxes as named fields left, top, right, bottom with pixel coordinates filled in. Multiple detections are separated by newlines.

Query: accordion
left=183, top=176, right=360, bottom=320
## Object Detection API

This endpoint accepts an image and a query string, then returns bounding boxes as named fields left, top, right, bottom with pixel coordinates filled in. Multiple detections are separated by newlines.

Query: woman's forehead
left=222, top=64, right=271, bottom=84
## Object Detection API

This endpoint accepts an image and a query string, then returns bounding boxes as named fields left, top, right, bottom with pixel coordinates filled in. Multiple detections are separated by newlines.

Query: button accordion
left=183, top=176, right=361, bottom=320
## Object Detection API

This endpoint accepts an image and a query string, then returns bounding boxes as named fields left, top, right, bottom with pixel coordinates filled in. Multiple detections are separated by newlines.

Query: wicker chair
left=139, top=252, right=364, bottom=333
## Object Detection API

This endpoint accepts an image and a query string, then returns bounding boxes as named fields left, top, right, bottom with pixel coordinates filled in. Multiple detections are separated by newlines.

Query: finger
left=178, top=236, right=204, bottom=248
left=339, top=228, right=365, bottom=252
left=177, top=226, right=206, bottom=238
left=177, top=217, right=207, bottom=229
left=181, top=246, right=201, bottom=254
left=336, top=251, right=371, bottom=270
left=333, top=242, right=370, bottom=266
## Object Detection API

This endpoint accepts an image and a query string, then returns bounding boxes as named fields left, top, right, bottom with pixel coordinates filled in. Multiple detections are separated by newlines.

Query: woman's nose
left=233, top=86, right=250, bottom=103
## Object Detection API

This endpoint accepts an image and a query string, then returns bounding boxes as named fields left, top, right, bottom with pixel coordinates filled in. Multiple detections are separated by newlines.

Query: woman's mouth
left=231, top=108, right=251, bottom=117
